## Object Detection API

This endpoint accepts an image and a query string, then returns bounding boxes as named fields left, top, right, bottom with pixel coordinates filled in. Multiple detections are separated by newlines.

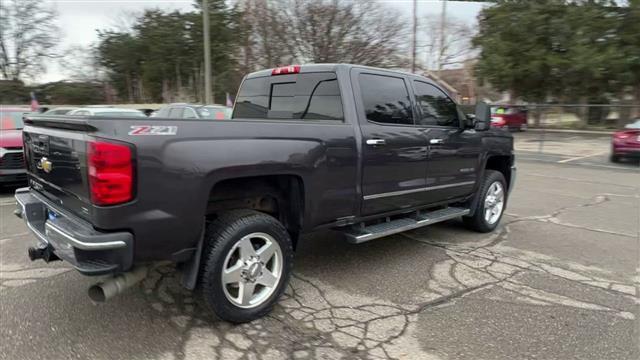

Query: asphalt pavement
left=1, top=131, right=638, bottom=360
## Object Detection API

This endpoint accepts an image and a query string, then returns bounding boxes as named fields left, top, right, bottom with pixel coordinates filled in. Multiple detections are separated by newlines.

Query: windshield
left=197, top=107, right=232, bottom=120
left=624, top=119, right=640, bottom=129
left=95, top=111, right=146, bottom=118
left=0, top=110, right=30, bottom=130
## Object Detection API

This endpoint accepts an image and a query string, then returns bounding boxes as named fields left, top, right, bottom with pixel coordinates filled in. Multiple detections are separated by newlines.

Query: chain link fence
left=523, top=104, right=640, bottom=130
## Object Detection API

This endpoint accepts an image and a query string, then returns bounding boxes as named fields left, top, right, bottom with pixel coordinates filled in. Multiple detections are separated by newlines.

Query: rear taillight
left=614, top=132, right=630, bottom=139
left=271, top=65, right=300, bottom=75
left=87, top=140, right=133, bottom=206
left=491, top=116, right=506, bottom=126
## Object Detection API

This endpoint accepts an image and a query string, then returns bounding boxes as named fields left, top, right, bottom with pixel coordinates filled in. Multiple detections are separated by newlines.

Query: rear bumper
left=14, top=187, right=133, bottom=275
left=0, top=168, right=27, bottom=182
left=613, top=147, right=640, bottom=157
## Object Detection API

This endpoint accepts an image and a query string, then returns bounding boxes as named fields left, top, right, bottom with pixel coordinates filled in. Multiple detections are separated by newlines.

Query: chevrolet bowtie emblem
left=37, top=157, right=53, bottom=173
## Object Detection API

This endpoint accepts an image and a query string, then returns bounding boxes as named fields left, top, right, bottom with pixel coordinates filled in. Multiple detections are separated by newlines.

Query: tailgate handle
left=366, top=139, right=386, bottom=146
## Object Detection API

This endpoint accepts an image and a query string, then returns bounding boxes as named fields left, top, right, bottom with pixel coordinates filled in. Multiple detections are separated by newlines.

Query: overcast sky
left=41, top=0, right=488, bottom=82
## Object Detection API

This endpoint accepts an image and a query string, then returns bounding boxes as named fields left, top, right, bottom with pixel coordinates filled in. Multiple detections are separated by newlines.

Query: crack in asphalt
left=1, top=182, right=637, bottom=359
left=127, top=192, right=636, bottom=359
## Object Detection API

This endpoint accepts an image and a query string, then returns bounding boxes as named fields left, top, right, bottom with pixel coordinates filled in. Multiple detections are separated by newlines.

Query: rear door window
left=358, top=74, right=413, bottom=125
left=233, top=72, right=343, bottom=121
left=183, top=108, right=198, bottom=119
left=168, top=107, right=184, bottom=118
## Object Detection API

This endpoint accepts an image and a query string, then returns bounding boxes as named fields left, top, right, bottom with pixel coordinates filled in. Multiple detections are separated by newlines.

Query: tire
left=199, top=210, right=293, bottom=323
left=610, top=153, right=621, bottom=163
left=463, top=170, right=507, bottom=233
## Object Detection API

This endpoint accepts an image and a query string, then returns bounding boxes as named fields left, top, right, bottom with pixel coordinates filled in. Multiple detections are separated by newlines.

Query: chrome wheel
left=221, top=232, right=283, bottom=309
left=484, top=181, right=504, bottom=225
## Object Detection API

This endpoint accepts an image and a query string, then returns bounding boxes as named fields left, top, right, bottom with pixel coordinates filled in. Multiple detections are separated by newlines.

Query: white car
left=68, top=107, right=147, bottom=118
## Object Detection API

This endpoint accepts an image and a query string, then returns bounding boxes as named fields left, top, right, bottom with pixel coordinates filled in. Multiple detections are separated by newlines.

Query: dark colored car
left=0, top=107, right=32, bottom=184
left=15, top=64, right=515, bottom=323
left=611, top=119, right=640, bottom=162
left=155, top=103, right=232, bottom=120
left=490, top=105, right=528, bottom=131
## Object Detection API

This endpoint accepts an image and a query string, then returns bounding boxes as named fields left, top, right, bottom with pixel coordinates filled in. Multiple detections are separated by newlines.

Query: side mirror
left=463, top=113, right=476, bottom=128
left=474, top=101, right=491, bottom=131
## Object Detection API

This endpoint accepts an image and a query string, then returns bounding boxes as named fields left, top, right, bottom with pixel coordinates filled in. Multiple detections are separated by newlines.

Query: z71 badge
left=129, top=125, right=178, bottom=136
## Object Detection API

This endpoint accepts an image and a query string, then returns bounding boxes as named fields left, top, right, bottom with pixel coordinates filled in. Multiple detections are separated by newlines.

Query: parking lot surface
left=1, top=132, right=638, bottom=360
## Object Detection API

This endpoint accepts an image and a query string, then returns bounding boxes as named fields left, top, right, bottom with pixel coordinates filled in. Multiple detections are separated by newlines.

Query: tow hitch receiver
left=27, top=245, right=60, bottom=263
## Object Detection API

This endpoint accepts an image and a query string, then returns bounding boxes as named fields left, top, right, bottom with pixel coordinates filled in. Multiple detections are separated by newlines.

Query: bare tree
left=58, top=45, right=106, bottom=82
left=0, top=0, right=60, bottom=81
left=239, top=0, right=410, bottom=68
left=421, top=14, right=475, bottom=71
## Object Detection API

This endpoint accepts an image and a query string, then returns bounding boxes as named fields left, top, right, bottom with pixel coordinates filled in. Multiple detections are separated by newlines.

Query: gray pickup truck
left=15, top=64, right=515, bottom=322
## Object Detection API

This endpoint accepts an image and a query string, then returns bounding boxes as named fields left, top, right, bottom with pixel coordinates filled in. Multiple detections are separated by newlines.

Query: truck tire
left=463, top=170, right=507, bottom=233
left=199, top=210, right=293, bottom=323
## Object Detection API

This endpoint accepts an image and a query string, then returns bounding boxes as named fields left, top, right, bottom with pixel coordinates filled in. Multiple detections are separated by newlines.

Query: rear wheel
left=610, top=153, right=621, bottom=163
left=200, top=210, right=293, bottom=323
left=463, top=170, right=507, bottom=233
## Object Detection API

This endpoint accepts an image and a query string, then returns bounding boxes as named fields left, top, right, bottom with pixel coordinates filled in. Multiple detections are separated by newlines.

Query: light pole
left=203, top=0, right=212, bottom=104
left=438, top=0, right=447, bottom=72
left=411, top=0, right=417, bottom=73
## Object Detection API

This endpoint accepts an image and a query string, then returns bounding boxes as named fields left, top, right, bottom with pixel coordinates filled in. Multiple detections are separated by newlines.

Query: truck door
left=351, top=69, right=430, bottom=216
left=411, top=80, right=481, bottom=203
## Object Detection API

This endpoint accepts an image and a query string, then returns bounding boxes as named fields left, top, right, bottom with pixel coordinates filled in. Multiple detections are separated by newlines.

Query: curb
left=527, top=128, right=614, bottom=135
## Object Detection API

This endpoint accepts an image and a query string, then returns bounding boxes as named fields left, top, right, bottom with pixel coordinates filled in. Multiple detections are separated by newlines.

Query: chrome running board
left=342, top=207, right=470, bottom=244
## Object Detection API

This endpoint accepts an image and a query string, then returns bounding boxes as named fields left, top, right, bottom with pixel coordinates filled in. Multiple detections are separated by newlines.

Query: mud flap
left=181, top=227, right=204, bottom=290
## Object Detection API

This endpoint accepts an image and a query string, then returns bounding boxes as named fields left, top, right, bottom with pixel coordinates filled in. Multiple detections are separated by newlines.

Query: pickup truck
left=15, top=64, right=515, bottom=323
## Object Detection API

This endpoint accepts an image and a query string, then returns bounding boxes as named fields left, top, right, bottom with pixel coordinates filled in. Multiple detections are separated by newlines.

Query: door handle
left=429, top=138, right=444, bottom=145
left=366, top=139, right=386, bottom=146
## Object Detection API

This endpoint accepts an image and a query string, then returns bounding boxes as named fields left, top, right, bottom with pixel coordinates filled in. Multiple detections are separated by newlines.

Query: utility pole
left=411, top=0, right=417, bottom=73
left=203, top=0, right=213, bottom=104
left=438, top=0, right=447, bottom=72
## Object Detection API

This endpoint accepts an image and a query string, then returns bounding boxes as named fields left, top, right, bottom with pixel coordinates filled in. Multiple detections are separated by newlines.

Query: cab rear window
left=233, top=72, right=343, bottom=121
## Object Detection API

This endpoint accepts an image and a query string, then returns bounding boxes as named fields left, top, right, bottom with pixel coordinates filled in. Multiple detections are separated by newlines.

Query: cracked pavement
left=1, top=154, right=639, bottom=359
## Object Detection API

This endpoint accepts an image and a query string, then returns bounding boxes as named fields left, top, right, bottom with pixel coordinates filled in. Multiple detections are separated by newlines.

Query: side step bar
left=341, top=207, right=470, bottom=244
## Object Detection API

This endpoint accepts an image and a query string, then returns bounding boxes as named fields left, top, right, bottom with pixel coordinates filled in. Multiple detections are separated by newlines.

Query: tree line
left=1, top=0, right=638, bottom=109
left=474, top=0, right=640, bottom=108
left=94, top=0, right=409, bottom=104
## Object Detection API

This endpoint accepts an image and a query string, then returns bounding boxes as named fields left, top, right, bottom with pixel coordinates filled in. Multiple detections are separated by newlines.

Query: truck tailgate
left=23, top=118, right=96, bottom=220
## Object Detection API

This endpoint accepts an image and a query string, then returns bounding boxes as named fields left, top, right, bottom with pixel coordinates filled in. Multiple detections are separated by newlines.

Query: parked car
left=42, top=107, right=80, bottom=115
left=15, top=64, right=515, bottom=323
left=490, top=105, right=528, bottom=131
left=611, top=118, right=640, bottom=162
left=68, top=107, right=147, bottom=117
left=156, top=103, right=232, bottom=120
left=0, top=107, right=32, bottom=184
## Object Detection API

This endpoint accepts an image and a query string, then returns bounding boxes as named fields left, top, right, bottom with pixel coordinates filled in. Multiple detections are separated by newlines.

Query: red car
left=611, top=119, right=640, bottom=163
left=0, top=107, right=31, bottom=184
left=490, top=105, right=528, bottom=131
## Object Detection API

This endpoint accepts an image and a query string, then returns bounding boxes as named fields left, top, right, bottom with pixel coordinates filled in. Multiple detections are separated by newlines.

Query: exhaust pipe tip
left=88, top=266, right=148, bottom=303
left=88, top=284, right=108, bottom=303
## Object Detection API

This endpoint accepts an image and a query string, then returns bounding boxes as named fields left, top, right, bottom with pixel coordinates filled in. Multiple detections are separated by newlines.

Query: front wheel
left=199, top=210, right=293, bottom=323
left=463, top=170, right=507, bottom=233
